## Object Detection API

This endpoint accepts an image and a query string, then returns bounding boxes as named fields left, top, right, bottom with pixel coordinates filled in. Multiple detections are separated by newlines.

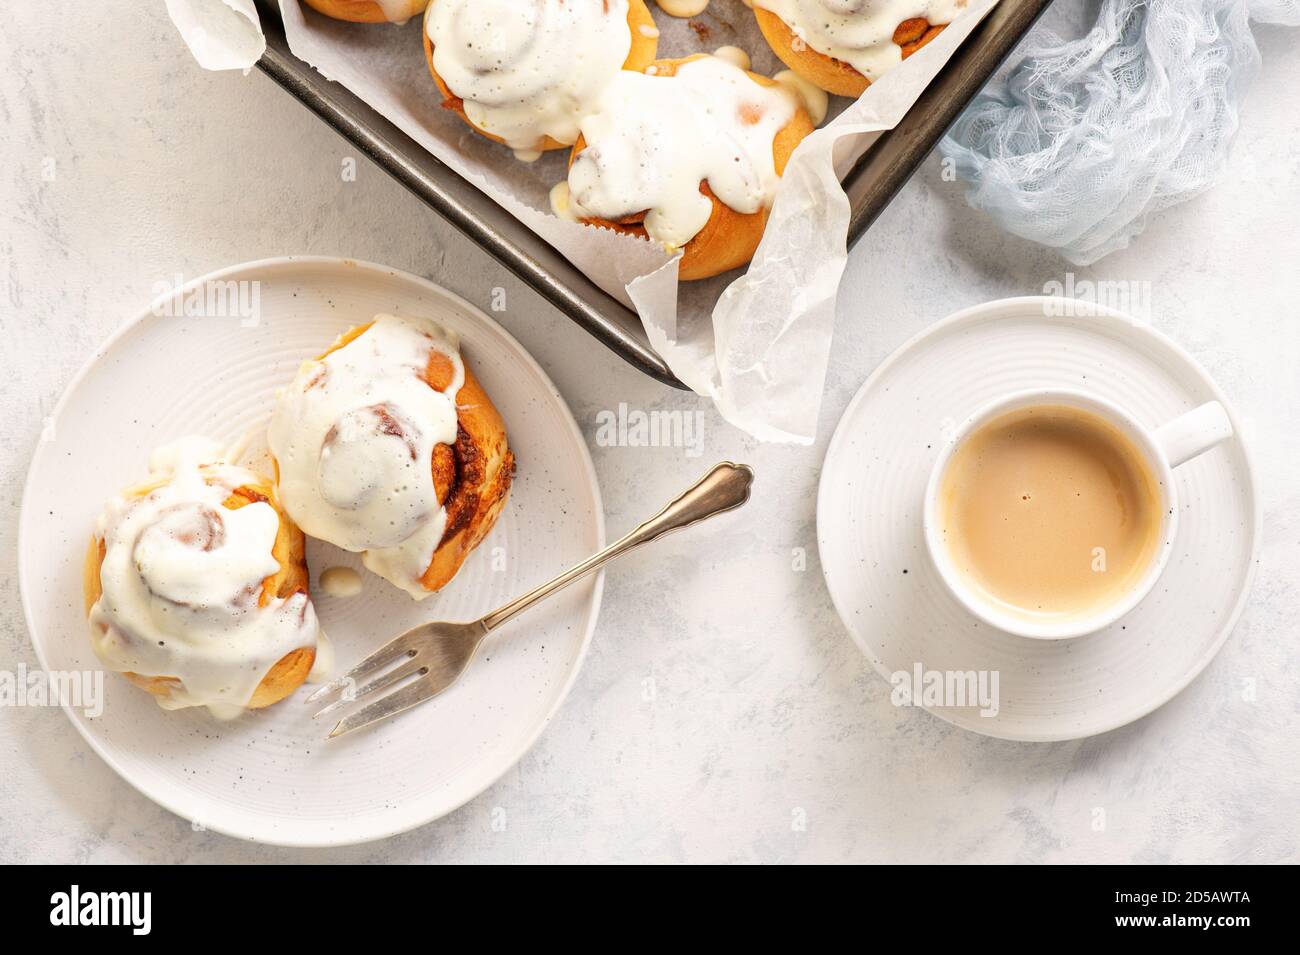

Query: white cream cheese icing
left=567, top=56, right=798, bottom=252
left=88, top=437, right=324, bottom=717
left=425, top=0, right=634, bottom=155
left=753, top=0, right=967, bottom=81
left=268, top=314, right=464, bottom=599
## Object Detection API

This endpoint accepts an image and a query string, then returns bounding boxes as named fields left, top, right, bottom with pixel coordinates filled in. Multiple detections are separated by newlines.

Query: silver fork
left=308, top=461, right=754, bottom=739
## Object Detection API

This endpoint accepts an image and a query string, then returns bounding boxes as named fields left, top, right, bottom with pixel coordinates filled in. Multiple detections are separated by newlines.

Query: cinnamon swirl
left=751, top=1, right=963, bottom=98
left=560, top=54, right=815, bottom=281
left=303, top=0, right=430, bottom=23
left=268, top=315, right=513, bottom=599
left=422, top=0, right=659, bottom=160
left=84, top=438, right=325, bottom=716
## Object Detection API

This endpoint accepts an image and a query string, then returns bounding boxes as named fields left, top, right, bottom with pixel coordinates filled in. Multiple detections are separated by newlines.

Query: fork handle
left=479, top=462, right=754, bottom=633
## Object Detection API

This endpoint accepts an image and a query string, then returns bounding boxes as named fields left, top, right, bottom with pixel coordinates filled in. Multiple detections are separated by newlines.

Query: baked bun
left=422, top=0, right=658, bottom=156
left=417, top=348, right=514, bottom=592
left=303, top=0, right=429, bottom=23
left=268, top=315, right=514, bottom=599
left=753, top=6, right=948, bottom=98
left=567, top=55, right=815, bottom=281
left=85, top=440, right=323, bottom=714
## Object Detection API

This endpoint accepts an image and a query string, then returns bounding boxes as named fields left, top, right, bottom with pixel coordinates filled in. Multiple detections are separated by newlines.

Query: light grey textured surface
left=1, top=5, right=1296, bottom=864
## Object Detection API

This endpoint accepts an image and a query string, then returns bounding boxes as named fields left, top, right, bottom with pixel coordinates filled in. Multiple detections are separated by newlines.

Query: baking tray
left=253, top=0, right=1052, bottom=388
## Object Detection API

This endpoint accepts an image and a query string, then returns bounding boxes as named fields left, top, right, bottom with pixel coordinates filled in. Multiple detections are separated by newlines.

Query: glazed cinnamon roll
left=558, top=54, right=815, bottom=281
left=268, top=315, right=513, bottom=599
left=422, top=0, right=659, bottom=160
left=84, top=438, right=325, bottom=716
left=751, top=1, right=963, bottom=98
left=303, top=0, right=429, bottom=23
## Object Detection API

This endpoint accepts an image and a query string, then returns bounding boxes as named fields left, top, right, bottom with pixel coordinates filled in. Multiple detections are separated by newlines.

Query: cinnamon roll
left=422, top=0, right=659, bottom=160
left=303, top=0, right=429, bottom=23
left=559, top=54, right=815, bottom=281
left=84, top=438, right=325, bottom=716
left=751, top=1, right=963, bottom=98
left=268, top=315, right=513, bottom=599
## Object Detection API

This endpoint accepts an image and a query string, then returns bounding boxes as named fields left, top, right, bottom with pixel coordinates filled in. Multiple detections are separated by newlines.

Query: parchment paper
left=166, top=0, right=265, bottom=70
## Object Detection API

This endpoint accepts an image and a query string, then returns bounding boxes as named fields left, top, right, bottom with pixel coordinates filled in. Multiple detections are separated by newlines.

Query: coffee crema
left=937, top=404, right=1163, bottom=621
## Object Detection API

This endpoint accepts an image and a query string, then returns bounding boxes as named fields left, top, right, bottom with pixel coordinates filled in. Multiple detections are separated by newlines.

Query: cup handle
left=1153, top=401, right=1234, bottom=468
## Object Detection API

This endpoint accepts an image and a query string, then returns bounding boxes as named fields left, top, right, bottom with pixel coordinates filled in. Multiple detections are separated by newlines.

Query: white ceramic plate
left=19, top=257, right=605, bottom=846
left=817, top=297, right=1260, bottom=741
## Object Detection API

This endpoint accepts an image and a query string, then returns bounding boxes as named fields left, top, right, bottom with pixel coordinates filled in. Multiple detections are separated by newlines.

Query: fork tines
left=306, top=631, right=431, bottom=739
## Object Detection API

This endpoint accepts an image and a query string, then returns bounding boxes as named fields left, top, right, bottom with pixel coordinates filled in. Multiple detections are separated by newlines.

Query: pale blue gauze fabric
left=939, top=0, right=1300, bottom=264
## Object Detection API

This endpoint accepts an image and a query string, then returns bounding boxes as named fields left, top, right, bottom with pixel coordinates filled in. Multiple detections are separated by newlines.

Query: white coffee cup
left=923, top=389, right=1233, bottom=640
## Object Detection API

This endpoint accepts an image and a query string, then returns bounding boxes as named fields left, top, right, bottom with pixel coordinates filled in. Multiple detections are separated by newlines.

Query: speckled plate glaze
left=817, top=297, right=1261, bottom=741
left=19, top=257, right=605, bottom=846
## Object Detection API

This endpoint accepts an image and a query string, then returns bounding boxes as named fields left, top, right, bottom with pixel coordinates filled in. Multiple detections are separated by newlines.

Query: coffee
left=937, top=404, right=1162, bottom=620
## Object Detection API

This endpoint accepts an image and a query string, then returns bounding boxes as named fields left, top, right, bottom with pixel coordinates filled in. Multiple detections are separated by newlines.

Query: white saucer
left=817, top=297, right=1260, bottom=741
left=19, top=257, right=605, bottom=845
